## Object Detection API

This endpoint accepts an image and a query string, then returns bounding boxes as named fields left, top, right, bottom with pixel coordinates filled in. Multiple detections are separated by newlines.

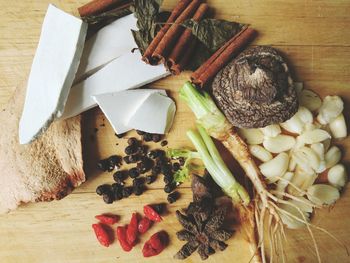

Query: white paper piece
left=127, top=93, right=176, bottom=134
left=62, top=50, right=170, bottom=119
left=19, top=4, right=87, bottom=144
left=93, top=89, right=167, bottom=134
left=75, top=14, right=137, bottom=80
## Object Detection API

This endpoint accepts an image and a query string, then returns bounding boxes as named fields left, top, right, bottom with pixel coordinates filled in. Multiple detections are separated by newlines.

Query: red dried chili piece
left=92, top=223, right=110, bottom=247
left=95, top=214, right=119, bottom=225
left=138, top=217, right=152, bottom=234
left=126, top=213, right=138, bottom=246
left=116, top=226, right=133, bottom=252
left=144, top=205, right=162, bottom=222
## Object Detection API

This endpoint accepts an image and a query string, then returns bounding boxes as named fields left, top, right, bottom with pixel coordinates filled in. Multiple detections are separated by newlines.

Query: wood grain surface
left=0, top=1, right=350, bottom=263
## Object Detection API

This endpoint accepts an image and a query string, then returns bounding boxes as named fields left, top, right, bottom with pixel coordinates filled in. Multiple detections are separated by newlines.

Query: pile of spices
left=95, top=131, right=181, bottom=204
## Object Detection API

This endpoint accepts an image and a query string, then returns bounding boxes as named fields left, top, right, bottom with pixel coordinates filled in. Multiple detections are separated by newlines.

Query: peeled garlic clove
left=323, top=138, right=331, bottom=152
left=288, top=154, right=297, bottom=172
left=317, top=95, right=344, bottom=125
left=259, top=152, right=289, bottom=183
left=311, top=143, right=326, bottom=173
left=304, top=123, right=316, bottom=131
left=280, top=115, right=304, bottom=134
left=290, top=197, right=314, bottom=213
left=298, top=147, right=320, bottom=171
left=299, top=129, right=331, bottom=144
left=328, top=164, right=347, bottom=189
left=288, top=166, right=317, bottom=196
left=248, top=145, right=273, bottom=162
left=307, top=184, right=340, bottom=206
left=296, top=106, right=314, bottom=124
left=260, top=124, right=281, bottom=138
left=325, top=146, right=341, bottom=168
left=238, top=128, right=264, bottom=145
left=263, top=135, right=296, bottom=153
left=329, top=114, right=347, bottom=139
left=293, top=152, right=315, bottom=175
left=299, top=89, right=322, bottom=112
left=276, top=172, right=294, bottom=198
left=278, top=203, right=309, bottom=229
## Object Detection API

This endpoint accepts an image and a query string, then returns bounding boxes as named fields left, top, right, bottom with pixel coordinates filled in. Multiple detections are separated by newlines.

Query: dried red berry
left=144, top=205, right=162, bottom=222
left=138, top=217, right=152, bottom=234
left=95, top=214, right=119, bottom=225
left=116, top=226, right=133, bottom=252
left=142, top=231, right=168, bottom=257
left=126, top=213, right=138, bottom=246
left=92, top=223, right=110, bottom=247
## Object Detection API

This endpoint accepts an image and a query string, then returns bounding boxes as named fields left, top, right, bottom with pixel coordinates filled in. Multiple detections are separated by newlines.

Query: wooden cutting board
left=0, top=0, right=349, bottom=262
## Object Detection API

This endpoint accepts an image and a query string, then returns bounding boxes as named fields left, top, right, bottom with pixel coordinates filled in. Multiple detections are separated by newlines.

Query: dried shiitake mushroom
left=211, top=46, right=298, bottom=128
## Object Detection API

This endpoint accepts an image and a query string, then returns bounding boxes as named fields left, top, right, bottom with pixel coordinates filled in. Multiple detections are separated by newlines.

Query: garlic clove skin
left=259, top=152, right=289, bottom=183
left=307, top=184, right=340, bottom=206
left=329, top=113, right=347, bottom=139
left=263, top=135, right=296, bottom=153
left=327, top=164, right=347, bottom=189
left=325, top=146, right=341, bottom=168
left=280, top=115, right=304, bottom=135
left=238, top=128, right=264, bottom=145
left=260, top=124, right=281, bottom=138
left=299, top=89, right=322, bottom=112
left=316, top=95, right=344, bottom=125
left=299, top=129, right=331, bottom=144
left=296, top=106, right=314, bottom=124
left=248, top=145, right=273, bottom=162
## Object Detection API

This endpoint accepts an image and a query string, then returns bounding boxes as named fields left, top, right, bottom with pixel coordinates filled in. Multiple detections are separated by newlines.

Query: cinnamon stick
left=191, top=26, right=257, bottom=88
left=167, top=3, right=209, bottom=74
left=170, top=38, right=198, bottom=74
left=78, top=0, right=130, bottom=17
left=151, top=0, right=202, bottom=64
left=142, top=0, right=192, bottom=65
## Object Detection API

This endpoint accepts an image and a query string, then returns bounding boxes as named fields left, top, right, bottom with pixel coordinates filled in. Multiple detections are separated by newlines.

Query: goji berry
left=126, top=213, right=138, bottom=246
left=116, top=226, right=133, bottom=252
left=138, top=217, right=152, bottom=234
left=142, top=231, right=168, bottom=257
left=95, top=214, right=119, bottom=225
left=144, top=205, right=162, bottom=222
left=92, top=223, right=110, bottom=247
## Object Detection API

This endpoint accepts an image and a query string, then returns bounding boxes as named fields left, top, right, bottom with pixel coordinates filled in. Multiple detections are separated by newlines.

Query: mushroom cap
left=211, top=46, right=298, bottom=128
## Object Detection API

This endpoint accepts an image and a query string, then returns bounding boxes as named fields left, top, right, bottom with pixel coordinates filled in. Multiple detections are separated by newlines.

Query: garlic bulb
left=280, top=115, right=304, bottom=134
left=259, top=152, right=289, bottom=183
left=299, top=89, right=322, bottom=112
left=296, top=106, right=314, bottom=124
left=260, top=124, right=281, bottom=138
left=329, top=114, right=347, bottom=139
left=307, top=184, right=340, bottom=206
left=325, top=146, right=341, bottom=168
left=263, top=135, right=296, bottom=153
left=299, top=129, right=331, bottom=144
left=248, top=145, right=273, bottom=162
left=328, top=164, right=347, bottom=189
left=317, top=95, right=344, bottom=125
left=238, top=128, right=264, bottom=145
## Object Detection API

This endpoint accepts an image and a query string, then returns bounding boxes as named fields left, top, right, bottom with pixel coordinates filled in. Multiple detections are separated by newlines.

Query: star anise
left=174, top=175, right=234, bottom=261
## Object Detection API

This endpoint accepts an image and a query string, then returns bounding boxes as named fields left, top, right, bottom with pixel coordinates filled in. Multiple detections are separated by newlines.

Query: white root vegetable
left=248, top=145, right=273, bottom=162
left=288, top=166, right=317, bottom=196
left=317, top=96, right=344, bottom=125
left=296, top=106, right=314, bottom=124
left=278, top=203, right=310, bottom=229
left=263, top=135, right=296, bottom=153
left=307, top=184, right=340, bottom=206
left=280, top=115, right=304, bottom=134
left=259, top=152, right=289, bottom=183
left=299, top=89, right=322, bottom=112
left=328, top=164, right=347, bottom=189
left=238, top=128, right=264, bottom=145
left=276, top=172, right=294, bottom=198
left=325, top=146, right=341, bottom=168
left=329, top=114, right=347, bottom=139
left=260, top=124, right=281, bottom=138
left=299, top=129, right=331, bottom=144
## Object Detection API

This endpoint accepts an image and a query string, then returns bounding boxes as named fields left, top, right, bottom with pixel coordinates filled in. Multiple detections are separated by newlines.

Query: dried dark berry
left=161, top=140, right=168, bottom=147
left=112, top=183, right=122, bottom=192
left=97, top=159, right=109, bottom=172
left=167, top=191, right=179, bottom=203
left=152, top=203, right=166, bottom=215
left=103, top=193, right=114, bottom=204
left=173, top=162, right=181, bottom=172
left=123, top=155, right=131, bottom=164
left=129, top=154, right=139, bottom=163
left=125, top=145, right=137, bottom=155
left=163, top=175, right=173, bottom=185
left=115, top=132, right=126, bottom=138
left=152, top=166, right=161, bottom=176
left=108, top=155, right=121, bottom=166
left=152, top=134, right=162, bottom=142
left=136, top=130, right=145, bottom=135
left=161, top=164, right=173, bottom=176
left=143, top=133, right=152, bottom=142
left=122, top=187, right=133, bottom=198
left=127, top=137, right=138, bottom=146
left=129, top=168, right=139, bottom=178
left=133, top=185, right=144, bottom=196
left=96, top=184, right=111, bottom=196
left=137, top=157, right=154, bottom=174
left=146, top=175, right=156, bottom=184
left=137, top=145, right=148, bottom=155
left=178, top=157, right=185, bottom=166
left=113, top=171, right=127, bottom=182
left=133, top=177, right=145, bottom=187
left=164, top=183, right=176, bottom=193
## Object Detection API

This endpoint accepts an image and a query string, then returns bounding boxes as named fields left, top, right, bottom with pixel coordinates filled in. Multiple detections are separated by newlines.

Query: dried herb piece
left=82, top=4, right=132, bottom=25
